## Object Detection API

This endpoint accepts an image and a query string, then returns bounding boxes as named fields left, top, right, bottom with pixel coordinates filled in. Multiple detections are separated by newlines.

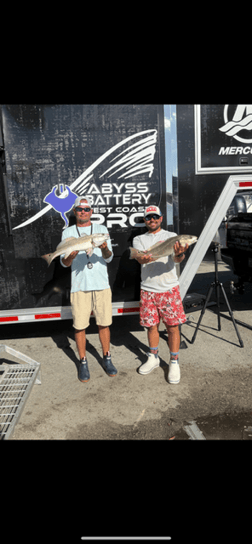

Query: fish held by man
left=129, top=234, right=198, bottom=262
left=42, top=232, right=110, bottom=266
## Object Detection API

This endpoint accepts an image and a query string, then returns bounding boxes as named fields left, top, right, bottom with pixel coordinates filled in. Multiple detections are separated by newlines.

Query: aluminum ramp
left=179, top=175, right=252, bottom=300
left=0, top=345, right=41, bottom=440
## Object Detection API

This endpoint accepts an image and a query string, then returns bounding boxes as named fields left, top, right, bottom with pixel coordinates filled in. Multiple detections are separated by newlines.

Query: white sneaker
left=138, top=353, right=160, bottom=375
left=168, top=359, right=180, bottom=384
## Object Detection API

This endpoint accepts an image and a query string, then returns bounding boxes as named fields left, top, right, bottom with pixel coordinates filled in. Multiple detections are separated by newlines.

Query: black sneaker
left=102, top=352, right=117, bottom=377
left=78, top=358, right=90, bottom=382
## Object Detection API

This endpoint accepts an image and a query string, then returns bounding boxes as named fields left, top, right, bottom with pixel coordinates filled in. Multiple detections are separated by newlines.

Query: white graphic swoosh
left=13, top=130, right=157, bottom=230
left=219, top=114, right=252, bottom=136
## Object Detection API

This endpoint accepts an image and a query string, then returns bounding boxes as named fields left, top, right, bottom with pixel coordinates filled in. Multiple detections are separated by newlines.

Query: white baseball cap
left=74, top=195, right=92, bottom=208
left=144, top=205, right=162, bottom=217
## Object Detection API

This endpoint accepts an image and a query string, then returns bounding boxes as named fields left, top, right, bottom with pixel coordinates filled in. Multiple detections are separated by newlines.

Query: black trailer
left=176, top=105, right=252, bottom=299
left=0, top=104, right=167, bottom=324
left=176, top=105, right=252, bottom=242
left=2, top=103, right=251, bottom=325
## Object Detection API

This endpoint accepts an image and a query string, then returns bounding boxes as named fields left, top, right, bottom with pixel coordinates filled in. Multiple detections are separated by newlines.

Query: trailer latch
left=239, top=157, right=249, bottom=166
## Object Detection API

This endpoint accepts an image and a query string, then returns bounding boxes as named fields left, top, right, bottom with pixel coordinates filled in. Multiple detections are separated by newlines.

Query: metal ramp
left=179, top=175, right=252, bottom=300
left=0, top=345, right=41, bottom=440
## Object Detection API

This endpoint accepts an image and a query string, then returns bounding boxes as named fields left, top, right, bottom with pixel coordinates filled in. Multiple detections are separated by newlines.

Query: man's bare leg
left=98, top=325, right=110, bottom=356
left=74, top=329, right=86, bottom=360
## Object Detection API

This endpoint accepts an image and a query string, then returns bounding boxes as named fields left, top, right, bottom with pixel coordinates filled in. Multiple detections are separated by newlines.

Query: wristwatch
left=172, top=252, right=185, bottom=261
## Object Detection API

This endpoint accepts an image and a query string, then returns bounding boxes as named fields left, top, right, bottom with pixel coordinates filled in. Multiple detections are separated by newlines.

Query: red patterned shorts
left=140, top=287, right=187, bottom=328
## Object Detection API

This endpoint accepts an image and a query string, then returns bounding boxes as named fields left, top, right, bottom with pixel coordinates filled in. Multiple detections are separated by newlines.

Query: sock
left=149, top=346, right=159, bottom=356
left=170, top=351, right=179, bottom=362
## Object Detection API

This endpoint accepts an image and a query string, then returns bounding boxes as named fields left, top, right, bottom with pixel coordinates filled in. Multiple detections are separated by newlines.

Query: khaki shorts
left=70, top=288, right=112, bottom=330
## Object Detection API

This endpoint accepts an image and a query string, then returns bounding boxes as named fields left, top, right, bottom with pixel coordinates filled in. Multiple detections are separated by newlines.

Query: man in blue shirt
left=60, top=196, right=117, bottom=382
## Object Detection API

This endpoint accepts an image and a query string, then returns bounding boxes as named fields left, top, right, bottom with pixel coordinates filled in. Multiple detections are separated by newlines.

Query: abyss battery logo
left=43, top=185, right=77, bottom=227
left=219, top=105, right=252, bottom=143
left=13, top=129, right=157, bottom=230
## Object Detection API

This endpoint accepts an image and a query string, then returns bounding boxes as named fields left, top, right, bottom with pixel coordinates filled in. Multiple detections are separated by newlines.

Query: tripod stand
left=191, top=244, right=244, bottom=347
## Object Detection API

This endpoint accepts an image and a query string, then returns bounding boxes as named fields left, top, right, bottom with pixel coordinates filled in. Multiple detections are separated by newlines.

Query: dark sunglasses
left=75, top=207, right=91, bottom=212
left=145, top=214, right=160, bottom=221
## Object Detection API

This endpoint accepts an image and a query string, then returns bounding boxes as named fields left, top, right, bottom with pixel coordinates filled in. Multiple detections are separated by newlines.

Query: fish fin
left=41, top=254, right=53, bottom=267
left=129, top=247, right=142, bottom=260
left=63, top=248, right=74, bottom=259
left=56, top=236, right=77, bottom=250
left=86, top=248, right=94, bottom=257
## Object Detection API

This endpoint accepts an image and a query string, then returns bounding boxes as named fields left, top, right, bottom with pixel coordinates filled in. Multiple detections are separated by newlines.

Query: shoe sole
left=102, top=362, right=117, bottom=377
left=79, top=377, right=90, bottom=382
left=168, top=379, right=180, bottom=384
left=138, top=362, right=160, bottom=375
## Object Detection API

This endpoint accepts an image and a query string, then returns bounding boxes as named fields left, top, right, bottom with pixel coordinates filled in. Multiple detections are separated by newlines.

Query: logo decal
left=43, top=185, right=77, bottom=227
left=145, top=206, right=158, bottom=213
left=219, top=105, right=252, bottom=143
left=13, top=130, right=157, bottom=230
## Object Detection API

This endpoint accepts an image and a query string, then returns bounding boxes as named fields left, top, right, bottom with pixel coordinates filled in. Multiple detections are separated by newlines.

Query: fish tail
left=41, top=253, right=54, bottom=267
left=129, top=247, right=141, bottom=260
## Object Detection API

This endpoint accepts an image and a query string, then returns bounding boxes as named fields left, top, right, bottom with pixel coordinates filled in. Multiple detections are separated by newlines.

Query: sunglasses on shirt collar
left=145, top=214, right=161, bottom=221
left=75, top=207, right=91, bottom=212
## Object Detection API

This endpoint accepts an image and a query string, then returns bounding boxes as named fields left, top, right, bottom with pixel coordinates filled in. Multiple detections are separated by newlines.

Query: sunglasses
left=145, top=214, right=160, bottom=221
left=75, top=207, right=91, bottom=212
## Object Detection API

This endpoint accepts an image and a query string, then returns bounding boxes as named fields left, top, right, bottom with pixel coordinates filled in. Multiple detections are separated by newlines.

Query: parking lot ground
left=1, top=251, right=252, bottom=440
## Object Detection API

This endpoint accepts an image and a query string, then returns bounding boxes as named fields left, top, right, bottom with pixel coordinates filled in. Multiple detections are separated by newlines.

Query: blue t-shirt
left=60, top=223, right=113, bottom=293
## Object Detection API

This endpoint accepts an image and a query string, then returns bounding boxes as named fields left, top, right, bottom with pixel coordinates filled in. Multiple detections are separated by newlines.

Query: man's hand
left=173, top=242, right=189, bottom=263
left=134, top=251, right=155, bottom=264
left=62, top=251, right=79, bottom=267
left=99, top=242, right=112, bottom=259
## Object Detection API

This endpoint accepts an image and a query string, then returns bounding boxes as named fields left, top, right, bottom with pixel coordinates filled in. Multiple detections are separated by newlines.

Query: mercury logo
left=219, top=105, right=252, bottom=143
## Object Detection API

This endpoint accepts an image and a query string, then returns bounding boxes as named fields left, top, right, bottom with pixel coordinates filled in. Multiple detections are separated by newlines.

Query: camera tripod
left=191, top=245, right=244, bottom=347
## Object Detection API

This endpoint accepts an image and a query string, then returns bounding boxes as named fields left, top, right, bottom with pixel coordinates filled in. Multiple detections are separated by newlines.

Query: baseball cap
left=144, top=205, right=162, bottom=217
left=74, top=195, right=92, bottom=209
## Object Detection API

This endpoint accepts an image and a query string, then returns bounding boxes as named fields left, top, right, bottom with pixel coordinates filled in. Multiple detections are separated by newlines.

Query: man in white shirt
left=60, top=196, right=117, bottom=382
left=132, top=205, right=188, bottom=384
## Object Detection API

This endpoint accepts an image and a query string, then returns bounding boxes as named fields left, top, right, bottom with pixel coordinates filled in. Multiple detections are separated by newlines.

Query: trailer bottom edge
left=0, top=302, right=140, bottom=324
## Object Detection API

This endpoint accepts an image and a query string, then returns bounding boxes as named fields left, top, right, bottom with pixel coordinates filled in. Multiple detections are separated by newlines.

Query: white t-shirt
left=132, top=228, right=179, bottom=293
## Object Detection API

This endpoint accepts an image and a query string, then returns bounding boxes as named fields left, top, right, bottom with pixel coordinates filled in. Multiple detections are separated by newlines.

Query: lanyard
left=76, top=223, right=93, bottom=269
left=76, top=223, right=93, bottom=237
